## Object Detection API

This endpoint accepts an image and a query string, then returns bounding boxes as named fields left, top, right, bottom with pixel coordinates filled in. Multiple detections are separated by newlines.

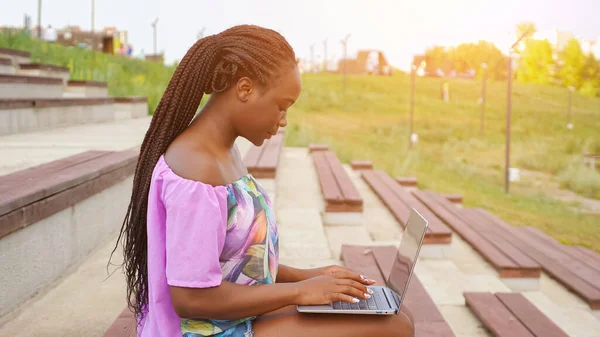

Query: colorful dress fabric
left=138, top=155, right=279, bottom=337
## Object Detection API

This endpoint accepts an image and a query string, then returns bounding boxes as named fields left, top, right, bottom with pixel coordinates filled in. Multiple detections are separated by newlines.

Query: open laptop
left=297, top=208, right=428, bottom=315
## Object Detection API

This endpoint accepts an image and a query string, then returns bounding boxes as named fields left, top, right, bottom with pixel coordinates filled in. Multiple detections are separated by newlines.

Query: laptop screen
left=386, top=209, right=428, bottom=301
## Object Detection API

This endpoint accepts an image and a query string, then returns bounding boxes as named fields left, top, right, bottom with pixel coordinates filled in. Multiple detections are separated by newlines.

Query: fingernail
left=369, top=279, right=377, bottom=283
left=365, top=293, right=371, bottom=298
left=360, top=275, right=367, bottom=280
left=352, top=298, right=359, bottom=303
left=367, top=288, right=374, bottom=294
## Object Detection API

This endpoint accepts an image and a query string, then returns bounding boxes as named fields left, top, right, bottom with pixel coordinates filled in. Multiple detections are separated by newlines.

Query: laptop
left=297, top=208, right=428, bottom=315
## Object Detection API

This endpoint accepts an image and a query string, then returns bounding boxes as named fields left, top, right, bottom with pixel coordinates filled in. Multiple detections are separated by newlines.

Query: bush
left=559, top=163, right=600, bottom=199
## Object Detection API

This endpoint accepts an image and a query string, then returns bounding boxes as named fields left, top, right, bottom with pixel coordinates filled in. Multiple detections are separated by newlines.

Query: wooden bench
left=569, top=246, right=600, bottom=272
left=361, top=170, right=452, bottom=245
left=396, top=176, right=418, bottom=188
left=103, top=307, right=136, bottom=337
left=0, top=149, right=138, bottom=238
left=312, top=149, right=363, bottom=213
left=412, top=191, right=541, bottom=285
left=243, top=132, right=284, bottom=178
left=464, top=292, right=569, bottom=337
left=341, top=245, right=455, bottom=337
left=584, top=153, right=600, bottom=169
left=471, top=209, right=600, bottom=309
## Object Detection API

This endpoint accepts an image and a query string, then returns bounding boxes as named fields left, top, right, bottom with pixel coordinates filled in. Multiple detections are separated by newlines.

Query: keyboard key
left=367, top=296, right=376, bottom=307
left=333, top=301, right=341, bottom=310
left=342, top=302, right=350, bottom=310
left=351, top=302, right=360, bottom=310
left=358, top=300, right=368, bottom=310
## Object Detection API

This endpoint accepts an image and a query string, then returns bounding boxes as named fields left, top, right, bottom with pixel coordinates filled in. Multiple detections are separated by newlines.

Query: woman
left=112, top=24, right=414, bottom=337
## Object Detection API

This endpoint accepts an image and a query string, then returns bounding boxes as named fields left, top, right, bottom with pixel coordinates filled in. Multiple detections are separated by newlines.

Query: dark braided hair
left=109, top=24, right=296, bottom=319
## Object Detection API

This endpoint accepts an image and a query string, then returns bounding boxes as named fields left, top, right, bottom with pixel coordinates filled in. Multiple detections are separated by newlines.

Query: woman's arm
left=276, top=264, right=376, bottom=284
left=170, top=270, right=374, bottom=320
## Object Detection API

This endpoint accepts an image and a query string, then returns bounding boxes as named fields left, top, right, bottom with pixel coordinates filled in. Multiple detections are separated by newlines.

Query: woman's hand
left=304, top=265, right=377, bottom=283
left=294, top=270, right=375, bottom=305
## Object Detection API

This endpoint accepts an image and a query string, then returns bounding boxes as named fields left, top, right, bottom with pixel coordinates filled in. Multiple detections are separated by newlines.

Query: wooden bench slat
left=312, top=151, right=344, bottom=204
left=0, top=150, right=110, bottom=190
left=376, top=171, right=451, bottom=237
left=257, top=133, right=283, bottom=170
left=103, top=307, right=136, bottom=337
left=342, top=245, right=455, bottom=336
left=517, top=227, right=600, bottom=288
left=496, top=293, right=569, bottom=337
left=413, top=191, right=519, bottom=271
left=570, top=246, right=600, bottom=272
left=0, top=150, right=138, bottom=216
left=464, top=292, right=535, bottom=337
left=476, top=209, right=600, bottom=309
left=324, top=151, right=362, bottom=206
left=462, top=209, right=539, bottom=270
left=362, top=170, right=411, bottom=225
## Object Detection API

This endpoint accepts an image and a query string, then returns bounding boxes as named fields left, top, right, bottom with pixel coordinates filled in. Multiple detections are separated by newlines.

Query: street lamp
left=341, top=34, right=350, bottom=93
left=409, top=64, right=417, bottom=149
left=481, top=63, right=488, bottom=136
left=37, top=0, right=42, bottom=39
left=151, top=18, right=159, bottom=55
left=567, top=86, right=575, bottom=129
left=505, top=28, right=533, bottom=193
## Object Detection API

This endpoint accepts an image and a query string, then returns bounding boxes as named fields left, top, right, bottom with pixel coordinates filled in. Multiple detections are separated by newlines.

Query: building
left=337, top=50, right=392, bottom=76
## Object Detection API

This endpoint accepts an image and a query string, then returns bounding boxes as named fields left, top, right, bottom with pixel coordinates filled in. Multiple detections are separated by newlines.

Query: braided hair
left=109, top=24, right=296, bottom=319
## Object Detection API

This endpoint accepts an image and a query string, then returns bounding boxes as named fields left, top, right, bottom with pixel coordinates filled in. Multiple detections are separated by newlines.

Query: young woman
left=112, top=24, right=414, bottom=337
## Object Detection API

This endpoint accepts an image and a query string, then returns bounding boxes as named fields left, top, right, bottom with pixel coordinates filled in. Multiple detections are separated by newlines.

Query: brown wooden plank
left=476, top=210, right=600, bottom=309
left=243, top=146, right=263, bottom=170
left=103, top=307, right=136, bottom=337
left=312, top=151, right=343, bottom=204
left=0, top=74, right=62, bottom=85
left=0, top=150, right=137, bottom=216
left=0, top=160, right=136, bottom=239
left=464, top=292, right=535, bottom=337
left=308, top=143, right=328, bottom=153
left=413, top=190, right=519, bottom=272
left=443, top=194, right=463, bottom=204
left=496, top=293, right=569, bottom=337
left=0, top=151, right=110, bottom=191
left=257, top=133, right=283, bottom=170
left=517, top=227, right=600, bottom=288
left=0, top=47, right=31, bottom=57
left=461, top=209, right=540, bottom=271
left=340, top=244, right=386, bottom=285
left=396, top=176, right=418, bottom=187
left=415, top=321, right=456, bottom=337
left=350, top=160, right=372, bottom=170
left=324, top=151, right=362, bottom=206
left=378, top=172, right=451, bottom=237
left=570, top=246, right=600, bottom=272
left=362, top=170, right=411, bottom=225
left=19, top=63, right=69, bottom=72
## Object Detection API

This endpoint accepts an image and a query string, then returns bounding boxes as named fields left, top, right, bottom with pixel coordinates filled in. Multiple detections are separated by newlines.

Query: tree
left=580, top=54, right=600, bottom=97
left=515, top=22, right=537, bottom=54
left=558, top=39, right=586, bottom=88
left=517, top=39, right=554, bottom=85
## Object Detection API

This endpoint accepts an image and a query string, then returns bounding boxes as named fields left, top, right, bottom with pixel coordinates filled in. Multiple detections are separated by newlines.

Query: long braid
left=109, top=25, right=296, bottom=320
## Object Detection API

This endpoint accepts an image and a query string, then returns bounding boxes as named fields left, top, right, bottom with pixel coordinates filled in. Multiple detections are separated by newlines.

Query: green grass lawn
left=287, top=73, right=600, bottom=251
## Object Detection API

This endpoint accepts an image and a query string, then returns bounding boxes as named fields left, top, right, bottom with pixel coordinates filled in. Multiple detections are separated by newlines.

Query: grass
left=0, top=30, right=175, bottom=113
left=287, top=73, right=600, bottom=251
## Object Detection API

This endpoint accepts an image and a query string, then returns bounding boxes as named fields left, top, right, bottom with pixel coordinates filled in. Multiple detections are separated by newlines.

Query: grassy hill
left=2, top=31, right=599, bottom=251
left=0, top=31, right=175, bottom=113
left=288, top=73, right=600, bottom=251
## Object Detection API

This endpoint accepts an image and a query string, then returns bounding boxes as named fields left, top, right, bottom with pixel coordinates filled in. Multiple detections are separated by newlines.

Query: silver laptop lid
left=386, top=209, right=428, bottom=306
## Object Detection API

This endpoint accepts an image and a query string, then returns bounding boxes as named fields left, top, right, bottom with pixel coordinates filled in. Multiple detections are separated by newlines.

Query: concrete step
left=0, top=57, right=16, bottom=75
left=0, top=73, right=64, bottom=99
left=0, top=97, right=148, bottom=136
left=16, top=63, right=70, bottom=86
left=0, top=47, right=31, bottom=67
left=63, top=80, right=109, bottom=98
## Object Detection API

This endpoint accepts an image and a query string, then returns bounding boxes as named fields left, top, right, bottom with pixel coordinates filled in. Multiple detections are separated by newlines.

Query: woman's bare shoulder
left=163, top=146, right=224, bottom=187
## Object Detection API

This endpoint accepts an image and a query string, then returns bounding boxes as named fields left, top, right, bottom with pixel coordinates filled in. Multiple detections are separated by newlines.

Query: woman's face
left=234, top=65, right=302, bottom=146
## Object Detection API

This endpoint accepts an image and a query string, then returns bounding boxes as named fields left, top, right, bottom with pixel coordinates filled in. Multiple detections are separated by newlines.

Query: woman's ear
left=236, top=77, right=253, bottom=102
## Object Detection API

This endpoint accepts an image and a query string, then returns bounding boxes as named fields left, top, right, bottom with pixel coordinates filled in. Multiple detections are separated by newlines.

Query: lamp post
left=481, top=63, right=488, bottom=136
left=151, top=18, right=159, bottom=55
left=341, top=34, right=350, bottom=93
left=409, top=64, right=417, bottom=149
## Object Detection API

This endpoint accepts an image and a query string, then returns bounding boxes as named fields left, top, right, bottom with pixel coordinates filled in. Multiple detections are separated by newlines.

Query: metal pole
left=91, top=0, right=95, bottom=33
left=37, top=0, right=42, bottom=39
left=341, top=34, right=350, bottom=94
left=409, top=65, right=416, bottom=149
left=152, top=18, right=158, bottom=55
left=567, top=86, right=574, bottom=128
left=310, top=44, right=314, bottom=72
left=481, top=63, right=488, bottom=136
left=505, top=54, right=512, bottom=193
left=323, top=39, right=328, bottom=72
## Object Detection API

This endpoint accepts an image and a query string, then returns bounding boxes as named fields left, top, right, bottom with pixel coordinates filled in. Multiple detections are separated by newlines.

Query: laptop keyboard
left=332, top=290, right=383, bottom=310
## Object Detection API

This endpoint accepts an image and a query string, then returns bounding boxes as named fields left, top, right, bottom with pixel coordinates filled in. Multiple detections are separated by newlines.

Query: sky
left=1, top=0, right=599, bottom=70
